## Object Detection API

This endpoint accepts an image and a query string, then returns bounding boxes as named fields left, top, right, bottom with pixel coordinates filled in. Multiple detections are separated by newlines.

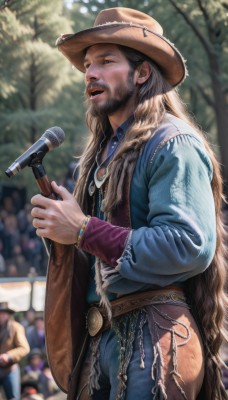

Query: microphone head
left=5, top=126, right=65, bottom=178
left=42, top=126, right=65, bottom=148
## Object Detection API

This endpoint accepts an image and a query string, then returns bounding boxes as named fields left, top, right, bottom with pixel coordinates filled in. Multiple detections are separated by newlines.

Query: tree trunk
left=167, top=0, right=228, bottom=204
left=208, top=52, right=228, bottom=203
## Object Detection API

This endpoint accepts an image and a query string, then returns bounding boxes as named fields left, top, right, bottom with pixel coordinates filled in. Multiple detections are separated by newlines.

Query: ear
left=135, top=61, right=152, bottom=84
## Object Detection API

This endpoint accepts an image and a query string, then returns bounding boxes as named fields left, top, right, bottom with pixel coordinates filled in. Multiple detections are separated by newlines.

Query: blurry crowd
left=19, top=309, right=65, bottom=399
left=0, top=195, right=48, bottom=278
left=0, top=307, right=66, bottom=400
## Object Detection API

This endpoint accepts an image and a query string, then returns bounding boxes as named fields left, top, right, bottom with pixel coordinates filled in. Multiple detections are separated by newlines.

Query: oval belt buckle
left=87, top=307, right=104, bottom=337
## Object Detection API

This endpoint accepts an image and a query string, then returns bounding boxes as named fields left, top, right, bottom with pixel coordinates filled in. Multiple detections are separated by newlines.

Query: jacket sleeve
left=7, top=321, right=30, bottom=363
left=80, top=133, right=216, bottom=292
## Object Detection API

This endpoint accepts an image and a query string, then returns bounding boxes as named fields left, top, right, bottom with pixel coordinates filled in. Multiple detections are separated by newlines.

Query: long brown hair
left=74, top=45, right=228, bottom=399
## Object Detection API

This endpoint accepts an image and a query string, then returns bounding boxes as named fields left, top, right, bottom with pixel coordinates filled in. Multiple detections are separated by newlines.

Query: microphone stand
left=31, top=162, right=56, bottom=200
left=30, top=160, right=57, bottom=257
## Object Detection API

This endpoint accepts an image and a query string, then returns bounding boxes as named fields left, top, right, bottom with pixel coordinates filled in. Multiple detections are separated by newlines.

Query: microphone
left=5, top=126, right=65, bottom=177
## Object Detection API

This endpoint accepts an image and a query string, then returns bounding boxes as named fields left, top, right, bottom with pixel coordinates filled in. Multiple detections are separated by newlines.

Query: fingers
left=34, top=227, right=47, bottom=238
left=51, top=181, right=71, bottom=200
left=32, top=217, right=45, bottom=228
left=30, top=182, right=70, bottom=207
left=31, top=193, right=49, bottom=207
left=31, top=206, right=46, bottom=219
left=30, top=182, right=83, bottom=244
left=32, top=214, right=51, bottom=239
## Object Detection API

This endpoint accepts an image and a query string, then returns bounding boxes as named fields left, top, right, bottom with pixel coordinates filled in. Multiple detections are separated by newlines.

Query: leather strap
left=111, top=287, right=186, bottom=317
left=86, top=286, right=186, bottom=336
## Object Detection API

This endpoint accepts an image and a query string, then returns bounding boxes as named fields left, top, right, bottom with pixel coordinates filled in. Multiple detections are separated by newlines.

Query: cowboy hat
left=0, top=302, right=15, bottom=313
left=56, top=7, right=187, bottom=87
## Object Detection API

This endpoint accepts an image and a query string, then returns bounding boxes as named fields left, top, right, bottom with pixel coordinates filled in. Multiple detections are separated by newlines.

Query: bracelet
left=75, top=215, right=91, bottom=248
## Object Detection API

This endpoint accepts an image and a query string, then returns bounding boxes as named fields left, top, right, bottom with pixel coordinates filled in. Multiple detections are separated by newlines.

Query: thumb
left=51, top=181, right=71, bottom=200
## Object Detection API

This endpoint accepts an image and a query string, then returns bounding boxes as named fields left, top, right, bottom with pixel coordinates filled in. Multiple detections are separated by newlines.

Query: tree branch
left=197, top=0, right=223, bottom=45
left=167, top=0, right=212, bottom=55
left=195, top=82, right=215, bottom=108
left=196, top=0, right=210, bottom=25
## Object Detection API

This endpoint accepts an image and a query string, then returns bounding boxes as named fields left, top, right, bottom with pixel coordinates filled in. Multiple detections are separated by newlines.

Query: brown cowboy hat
left=0, top=302, right=15, bottom=313
left=56, top=7, right=187, bottom=87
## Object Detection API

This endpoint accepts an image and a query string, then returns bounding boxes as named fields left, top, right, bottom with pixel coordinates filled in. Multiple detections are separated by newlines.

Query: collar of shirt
left=107, top=115, right=134, bottom=158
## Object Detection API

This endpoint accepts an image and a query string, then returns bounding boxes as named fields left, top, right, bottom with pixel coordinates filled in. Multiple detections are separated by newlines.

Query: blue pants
left=77, top=321, right=154, bottom=400
left=76, top=305, right=205, bottom=400
left=0, top=365, right=21, bottom=400
left=92, top=324, right=153, bottom=400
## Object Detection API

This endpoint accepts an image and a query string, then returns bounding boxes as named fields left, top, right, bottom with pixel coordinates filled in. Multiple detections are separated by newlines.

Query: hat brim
left=57, top=23, right=187, bottom=87
left=0, top=308, right=15, bottom=313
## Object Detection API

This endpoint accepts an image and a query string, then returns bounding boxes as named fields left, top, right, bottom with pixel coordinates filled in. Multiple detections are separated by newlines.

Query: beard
left=88, top=69, right=135, bottom=118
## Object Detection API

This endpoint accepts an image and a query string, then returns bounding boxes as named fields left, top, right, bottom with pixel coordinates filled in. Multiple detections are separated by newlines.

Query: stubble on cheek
left=90, top=80, right=135, bottom=117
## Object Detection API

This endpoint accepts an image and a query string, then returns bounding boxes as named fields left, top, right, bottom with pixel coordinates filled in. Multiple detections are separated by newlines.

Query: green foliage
left=0, top=0, right=88, bottom=198
left=0, top=7, right=26, bottom=98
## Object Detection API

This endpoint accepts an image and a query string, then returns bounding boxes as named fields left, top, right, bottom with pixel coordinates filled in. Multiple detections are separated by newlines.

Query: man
left=30, top=7, right=227, bottom=400
left=0, top=301, right=30, bottom=400
left=26, top=315, right=45, bottom=353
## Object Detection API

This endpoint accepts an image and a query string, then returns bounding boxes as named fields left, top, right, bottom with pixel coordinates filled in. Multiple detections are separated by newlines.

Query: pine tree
left=0, top=0, right=87, bottom=195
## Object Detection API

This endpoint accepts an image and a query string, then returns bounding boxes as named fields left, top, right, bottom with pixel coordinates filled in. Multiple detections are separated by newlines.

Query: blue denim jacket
left=98, top=113, right=216, bottom=295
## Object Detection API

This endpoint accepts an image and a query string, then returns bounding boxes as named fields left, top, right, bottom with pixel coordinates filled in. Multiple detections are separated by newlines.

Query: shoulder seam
left=150, top=133, right=179, bottom=164
left=149, top=132, right=201, bottom=164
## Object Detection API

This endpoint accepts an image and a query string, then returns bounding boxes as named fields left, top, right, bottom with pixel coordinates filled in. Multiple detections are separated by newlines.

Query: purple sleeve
left=79, top=217, right=130, bottom=267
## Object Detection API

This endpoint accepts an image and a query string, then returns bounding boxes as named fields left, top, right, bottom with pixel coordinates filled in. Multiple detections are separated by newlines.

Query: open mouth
left=90, top=90, right=104, bottom=98
left=87, top=87, right=104, bottom=98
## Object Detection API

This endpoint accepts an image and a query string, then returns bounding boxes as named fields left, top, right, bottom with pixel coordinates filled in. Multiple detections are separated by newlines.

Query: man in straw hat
left=0, top=302, right=30, bottom=399
left=30, top=7, right=227, bottom=400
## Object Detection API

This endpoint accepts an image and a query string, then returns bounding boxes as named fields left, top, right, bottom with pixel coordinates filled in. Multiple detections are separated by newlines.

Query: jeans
left=77, top=318, right=153, bottom=400
left=0, top=365, right=21, bottom=400
left=87, top=322, right=154, bottom=400
left=76, top=304, right=205, bottom=400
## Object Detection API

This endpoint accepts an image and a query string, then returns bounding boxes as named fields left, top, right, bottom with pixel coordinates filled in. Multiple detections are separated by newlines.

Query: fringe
left=147, top=304, right=190, bottom=400
left=88, top=334, right=102, bottom=395
left=112, top=309, right=143, bottom=400
left=137, top=309, right=147, bottom=369
left=151, top=332, right=167, bottom=399
left=115, top=231, right=133, bottom=271
left=86, top=299, right=192, bottom=400
left=94, top=258, right=112, bottom=320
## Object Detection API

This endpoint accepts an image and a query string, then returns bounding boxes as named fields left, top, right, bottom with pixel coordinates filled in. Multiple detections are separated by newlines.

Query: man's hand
left=0, top=353, right=11, bottom=367
left=31, top=181, right=86, bottom=244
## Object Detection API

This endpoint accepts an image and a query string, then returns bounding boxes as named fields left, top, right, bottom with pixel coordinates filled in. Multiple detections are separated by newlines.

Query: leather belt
left=86, top=287, right=186, bottom=337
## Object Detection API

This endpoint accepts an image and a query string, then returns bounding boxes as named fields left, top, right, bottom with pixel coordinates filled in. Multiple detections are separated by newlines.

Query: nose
left=85, top=63, right=99, bottom=82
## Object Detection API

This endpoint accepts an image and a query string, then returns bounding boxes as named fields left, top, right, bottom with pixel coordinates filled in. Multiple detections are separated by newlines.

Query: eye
left=103, top=59, right=113, bottom=64
left=84, top=63, right=91, bottom=70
